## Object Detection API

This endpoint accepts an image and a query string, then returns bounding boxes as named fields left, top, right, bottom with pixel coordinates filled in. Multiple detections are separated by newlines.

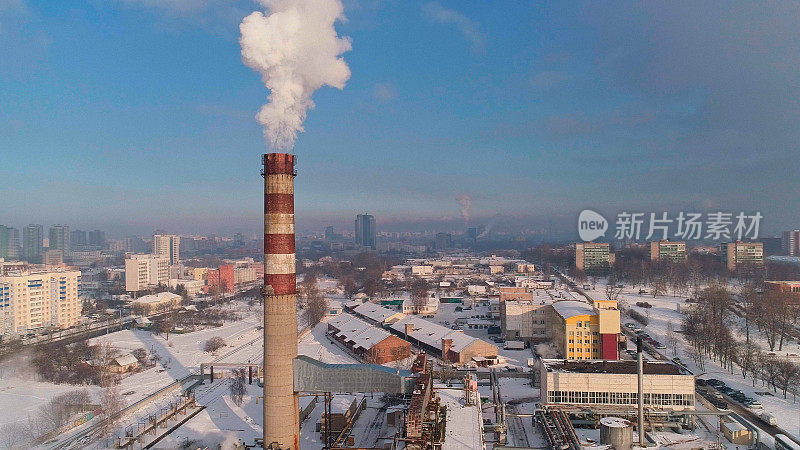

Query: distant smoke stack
left=262, top=153, right=300, bottom=449
left=456, top=194, right=472, bottom=225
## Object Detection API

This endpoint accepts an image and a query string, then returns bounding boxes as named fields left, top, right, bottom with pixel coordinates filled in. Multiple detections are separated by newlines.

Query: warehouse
left=389, top=316, right=497, bottom=363
left=327, top=314, right=411, bottom=364
left=348, top=302, right=406, bottom=326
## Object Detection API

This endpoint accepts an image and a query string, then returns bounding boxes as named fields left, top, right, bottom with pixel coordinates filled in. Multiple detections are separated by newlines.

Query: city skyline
left=2, top=1, right=799, bottom=235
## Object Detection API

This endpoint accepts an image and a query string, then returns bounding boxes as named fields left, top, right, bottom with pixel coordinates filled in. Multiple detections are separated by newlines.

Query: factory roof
left=328, top=313, right=396, bottom=351
left=352, top=302, right=405, bottom=323
left=541, top=359, right=688, bottom=375
left=551, top=300, right=595, bottom=319
left=390, top=316, right=494, bottom=353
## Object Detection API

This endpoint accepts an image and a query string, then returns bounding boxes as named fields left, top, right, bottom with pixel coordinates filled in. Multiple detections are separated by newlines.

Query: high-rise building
left=721, top=241, right=764, bottom=272
left=153, top=234, right=180, bottom=265
left=0, top=268, right=82, bottom=335
left=88, top=230, right=106, bottom=248
left=575, top=242, right=614, bottom=274
left=649, top=240, right=687, bottom=262
left=124, top=235, right=148, bottom=253
left=233, top=233, right=245, bottom=247
left=70, top=230, right=87, bottom=250
left=23, top=224, right=44, bottom=263
left=325, top=226, right=335, bottom=241
left=435, top=232, right=453, bottom=250
left=125, top=254, right=170, bottom=292
left=782, top=230, right=800, bottom=256
left=49, top=225, right=70, bottom=253
left=355, top=214, right=376, bottom=250
left=0, top=226, right=21, bottom=261
left=43, top=250, right=64, bottom=266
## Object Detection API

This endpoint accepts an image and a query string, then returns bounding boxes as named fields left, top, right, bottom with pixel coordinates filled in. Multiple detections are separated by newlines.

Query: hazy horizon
left=2, top=1, right=799, bottom=237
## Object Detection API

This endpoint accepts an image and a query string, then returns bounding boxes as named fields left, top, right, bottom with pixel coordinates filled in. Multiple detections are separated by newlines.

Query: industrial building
left=346, top=301, right=406, bottom=325
left=327, top=313, right=411, bottom=364
left=0, top=268, right=82, bottom=334
left=649, top=240, right=687, bottom=262
left=540, top=359, right=695, bottom=412
left=389, top=316, right=498, bottom=363
left=547, top=300, right=620, bottom=360
left=502, top=295, right=552, bottom=342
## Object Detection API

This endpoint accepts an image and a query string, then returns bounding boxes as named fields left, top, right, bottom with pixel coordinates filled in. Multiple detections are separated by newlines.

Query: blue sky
left=1, top=1, right=798, bottom=237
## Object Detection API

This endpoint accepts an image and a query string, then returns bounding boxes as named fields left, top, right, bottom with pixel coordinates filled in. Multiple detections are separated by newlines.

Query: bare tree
left=775, top=358, right=800, bottom=399
left=99, top=382, right=124, bottom=437
left=738, top=341, right=761, bottom=385
left=307, top=291, right=329, bottom=327
left=204, top=336, right=226, bottom=353
left=409, top=277, right=430, bottom=314
left=665, top=321, right=679, bottom=356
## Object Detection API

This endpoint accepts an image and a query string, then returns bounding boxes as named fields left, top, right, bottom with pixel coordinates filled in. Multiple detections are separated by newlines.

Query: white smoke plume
left=239, top=0, right=352, bottom=149
left=456, top=194, right=472, bottom=225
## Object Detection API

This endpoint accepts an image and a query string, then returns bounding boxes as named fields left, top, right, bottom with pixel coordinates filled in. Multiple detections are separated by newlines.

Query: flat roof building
left=540, top=359, right=695, bottom=412
left=575, top=242, right=614, bottom=274
left=0, top=269, right=81, bottom=335
left=721, top=241, right=763, bottom=272
left=649, top=240, right=687, bottom=262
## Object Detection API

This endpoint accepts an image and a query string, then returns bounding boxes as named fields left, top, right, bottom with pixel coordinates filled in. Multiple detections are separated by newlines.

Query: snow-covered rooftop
left=353, top=302, right=405, bottom=323
left=328, top=313, right=394, bottom=351
left=390, top=316, right=493, bottom=353
left=551, top=300, right=595, bottom=319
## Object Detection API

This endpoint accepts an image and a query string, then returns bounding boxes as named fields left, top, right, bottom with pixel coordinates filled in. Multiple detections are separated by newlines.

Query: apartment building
left=153, top=234, right=180, bottom=265
left=547, top=300, right=620, bottom=360
left=721, top=241, right=763, bottom=271
left=575, top=242, right=614, bottom=274
left=782, top=230, right=800, bottom=256
left=0, top=269, right=82, bottom=335
left=649, top=240, right=687, bottom=262
left=125, top=254, right=169, bottom=292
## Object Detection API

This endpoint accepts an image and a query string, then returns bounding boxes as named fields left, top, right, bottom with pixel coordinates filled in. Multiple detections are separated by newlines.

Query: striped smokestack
left=262, top=153, right=299, bottom=449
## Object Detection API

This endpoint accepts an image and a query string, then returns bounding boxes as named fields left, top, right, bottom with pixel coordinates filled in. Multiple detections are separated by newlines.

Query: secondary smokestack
left=262, top=153, right=299, bottom=449
left=637, top=336, right=645, bottom=447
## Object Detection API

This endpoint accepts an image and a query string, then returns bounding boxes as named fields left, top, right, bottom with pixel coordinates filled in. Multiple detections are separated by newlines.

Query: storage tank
left=599, top=416, right=633, bottom=450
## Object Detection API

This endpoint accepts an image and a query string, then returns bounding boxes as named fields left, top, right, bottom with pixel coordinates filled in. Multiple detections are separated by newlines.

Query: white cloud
left=421, top=2, right=485, bottom=55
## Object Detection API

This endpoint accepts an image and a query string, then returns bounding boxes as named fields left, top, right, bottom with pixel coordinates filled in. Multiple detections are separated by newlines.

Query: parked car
left=625, top=323, right=636, bottom=329
left=759, top=412, right=777, bottom=426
